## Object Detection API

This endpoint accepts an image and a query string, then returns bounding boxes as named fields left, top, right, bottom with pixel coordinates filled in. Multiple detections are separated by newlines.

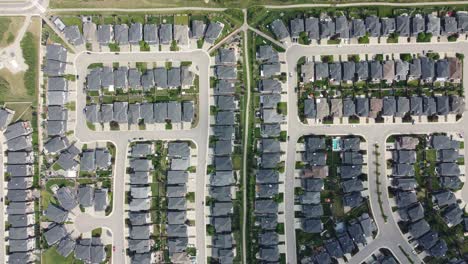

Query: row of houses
left=208, top=48, right=238, bottom=264
left=303, top=95, right=464, bottom=121
left=44, top=185, right=108, bottom=262
left=270, top=12, right=468, bottom=43
left=127, top=142, right=155, bottom=263
left=84, top=101, right=194, bottom=125
left=301, top=57, right=461, bottom=84
left=253, top=44, right=286, bottom=263
left=86, top=66, right=195, bottom=92
left=44, top=44, right=68, bottom=77
left=165, top=142, right=193, bottom=262
left=389, top=136, right=449, bottom=258
left=1, top=112, right=38, bottom=263
left=298, top=136, right=327, bottom=235
left=57, top=18, right=224, bottom=47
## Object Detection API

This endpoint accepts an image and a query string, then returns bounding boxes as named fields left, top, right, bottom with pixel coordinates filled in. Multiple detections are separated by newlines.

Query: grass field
left=0, top=17, right=24, bottom=48
left=50, top=0, right=468, bottom=9
left=0, top=17, right=39, bottom=107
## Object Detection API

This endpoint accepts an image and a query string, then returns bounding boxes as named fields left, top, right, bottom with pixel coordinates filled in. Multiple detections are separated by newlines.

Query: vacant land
left=0, top=17, right=24, bottom=48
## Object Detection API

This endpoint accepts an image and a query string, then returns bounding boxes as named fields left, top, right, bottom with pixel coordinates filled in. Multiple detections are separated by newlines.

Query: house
left=260, top=63, right=281, bottom=78
left=212, top=202, right=233, bottom=216
left=205, top=22, right=224, bottom=43
left=393, top=163, right=415, bottom=177
left=396, top=191, right=417, bottom=208
left=143, top=24, right=158, bottom=45
left=181, top=66, right=194, bottom=87
left=325, top=239, right=344, bottom=258
left=382, top=60, right=395, bottom=83
left=365, top=16, right=381, bottom=37
left=408, top=219, right=431, bottom=238
left=43, top=136, right=68, bottom=154
left=113, top=102, right=129, bottom=123
left=261, top=94, right=281, bottom=109
left=435, top=59, right=449, bottom=82
left=396, top=15, right=411, bottom=36
left=7, top=151, right=34, bottom=165
left=442, top=204, right=463, bottom=227
left=215, top=66, right=237, bottom=80
left=258, top=231, right=278, bottom=246
left=190, top=20, right=205, bottom=39
left=347, top=222, right=366, bottom=245
left=369, top=61, right=383, bottom=81
left=0, top=108, right=14, bottom=130
left=44, top=224, right=67, bottom=246
left=304, top=99, right=317, bottom=119
left=440, top=176, right=462, bottom=189
left=257, top=45, right=279, bottom=64
left=437, top=149, right=459, bottom=162
left=270, top=19, right=290, bottom=41
left=128, top=68, right=142, bottom=89
left=381, top=17, right=396, bottom=36
left=261, top=138, right=281, bottom=153
left=355, top=97, right=369, bottom=117
left=394, top=150, right=416, bottom=164
left=443, top=16, right=458, bottom=35
left=448, top=58, right=462, bottom=82
left=212, top=125, right=235, bottom=140
left=303, top=178, right=324, bottom=192
left=159, top=24, right=173, bottom=45
left=458, top=13, right=468, bottom=33
left=315, top=99, right=330, bottom=120
left=319, top=19, right=335, bottom=39
left=301, top=62, right=315, bottom=83
left=261, top=153, right=281, bottom=169
left=396, top=97, right=410, bottom=117
left=429, top=240, right=447, bottom=257
left=343, top=191, right=363, bottom=208
left=330, top=98, right=342, bottom=118
left=305, top=17, right=320, bottom=40
left=342, top=61, right=355, bottom=82
left=418, top=231, right=439, bottom=250
left=431, top=135, right=459, bottom=150
left=342, top=98, right=355, bottom=117
left=47, top=120, right=66, bottom=136
left=47, top=91, right=68, bottom=106
left=48, top=77, right=68, bottom=92
left=5, top=122, right=33, bottom=140
left=56, top=187, right=78, bottom=211
left=174, top=25, right=189, bottom=46
left=258, top=247, right=280, bottom=262
left=255, top=199, right=278, bottom=214
left=216, top=96, right=236, bottom=111
left=63, top=25, right=84, bottom=45
left=129, top=23, right=143, bottom=45
left=421, top=57, right=435, bottom=82
left=80, top=150, right=95, bottom=172
left=56, top=152, right=78, bottom=171
left=315, top=62, right=329, bottom=80
left=97, top=24, right=113, bottom=44
left=168, top=142, right=190, bottom=157
left=114, top=66, right=128, bottom=89
left=78, top=185, right=94, bottom=207
left=410, top=96, right=423, bottom=116
left=141, top=70, right=155, bottom=91
left=342, top=151, right=363, bottom=165
left=355, top=61, right=369, bottom=81
left=128, top=103, right=141, bottom=124
left=83, top=22, right=97, bottom=42
left=407, top=59, right=421, bottom=81
left=423, top=96, right=437, bottom=115
left=8, top=214, right=34, bottom=227
left=351, top=19, right=366, bottom=38
left=114, top=24, right=129, bottom=45
left=290, top=18, right=305, bottom=38
left=216, top=111, right=235, bottom=125
left=395, top=60, right=409, bottom=81
left=335, top=16, right=350, bottom=39
left=94, top=189, right=108, bottom=211
left=300, top=191, right=321, bottom=204
left=214, top=217, right=232, bottom=233
left=329, top=62, right=342, bottom=83
left=412, top=15, right=425, bottom=36
left=401, top=202, right=425, bottom=222
left=337, top=232, right=355, bottom=254
left=341, top=178, right=364, bottom=193
left=129, top=239, right=151, bottom=254
left=382, top=96, right=396, bottom=116
left=256, top=170, right=279, bottom=184
left=426, top=14, right=441, bottom=36
left=262, top=108, right=283, bottom=123
left=168, top=68, right=181, bottom=87
left=215, top=80, right=235, bottom=95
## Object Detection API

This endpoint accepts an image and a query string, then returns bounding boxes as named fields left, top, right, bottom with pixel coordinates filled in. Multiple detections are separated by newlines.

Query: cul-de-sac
left=1, top=0, right=468, bottom=263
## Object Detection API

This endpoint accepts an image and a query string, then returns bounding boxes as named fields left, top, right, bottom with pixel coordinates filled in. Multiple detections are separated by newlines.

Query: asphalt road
left=283, top=41, right=468, bottom=264
left=72, top=50, right=211, bottom=264
left=0, top=0, right=47, bottom=15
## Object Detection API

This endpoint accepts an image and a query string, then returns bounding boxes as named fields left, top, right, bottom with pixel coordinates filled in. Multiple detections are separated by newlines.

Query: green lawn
left=42, top=247, right=81, bottom=264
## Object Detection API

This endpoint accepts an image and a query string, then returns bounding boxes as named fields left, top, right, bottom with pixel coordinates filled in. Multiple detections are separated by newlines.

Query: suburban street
left=72, top=50, right=211, bottom=264
left=284, top=41, right=468, bottom=264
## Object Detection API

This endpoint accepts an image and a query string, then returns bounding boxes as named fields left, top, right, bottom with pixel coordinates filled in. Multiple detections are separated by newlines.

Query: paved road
left=283, top=41, right=468, bottom=264
left=0, top=0, right=47, bottom=15
left=72, top=50, right=210, bottom=264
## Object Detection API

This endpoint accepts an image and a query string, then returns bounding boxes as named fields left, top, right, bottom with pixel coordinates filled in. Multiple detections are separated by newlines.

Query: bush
left=417, top=32, right=432, bottom=43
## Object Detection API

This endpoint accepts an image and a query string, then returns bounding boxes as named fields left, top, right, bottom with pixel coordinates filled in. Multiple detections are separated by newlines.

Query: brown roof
left=448, top=58, right=462, bottom=81
left=302, top=166, right=328, bottom=178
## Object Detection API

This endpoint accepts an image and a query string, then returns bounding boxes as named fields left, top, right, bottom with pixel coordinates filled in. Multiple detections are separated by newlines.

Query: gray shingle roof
left=159, top=24, right=173, bottom=44
left=271, top=19, right=290, bottom=40
left=143, top=24, right=158, bottom=44
left=205, top=22, right=224, bottom=43
left=129, top=23, right=143, bottom=44
left=114, top=24, right=129, bottom=45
